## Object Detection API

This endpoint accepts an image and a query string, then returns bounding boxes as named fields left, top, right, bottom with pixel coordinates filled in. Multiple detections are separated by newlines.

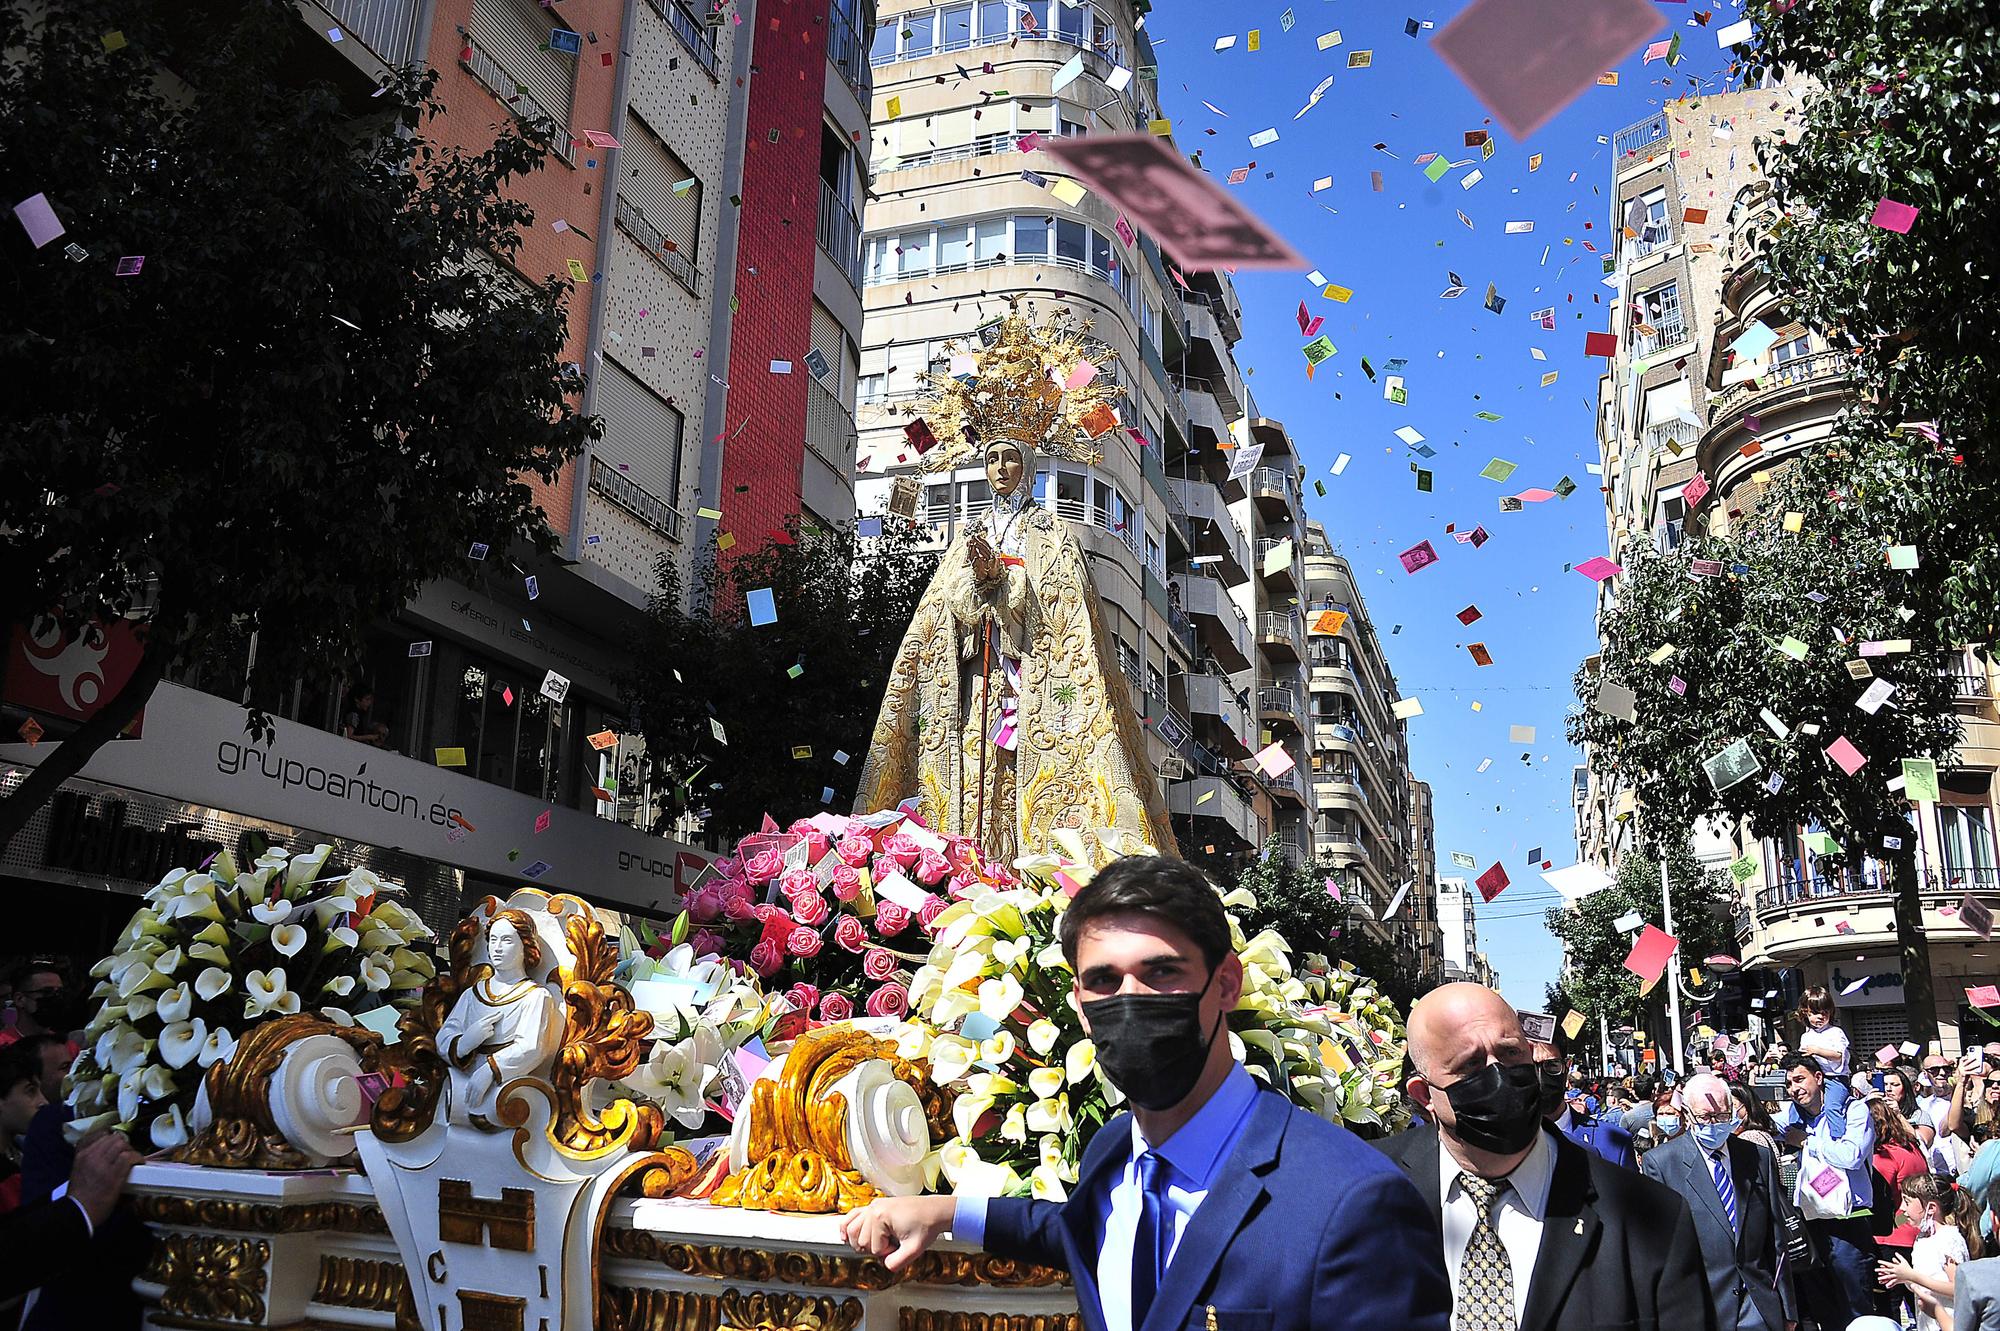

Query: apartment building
left=1438, top=876, right=1498, bottom=989
left=1303, top=525, right=1415, bottom=930
left=0, top=0, right=877, bottom=947
left=1573, top=86, right=2000, bottom=1051
left=852, top=0, right=1311, bottom=875
left=1407, top=777, right=1444, bottom=988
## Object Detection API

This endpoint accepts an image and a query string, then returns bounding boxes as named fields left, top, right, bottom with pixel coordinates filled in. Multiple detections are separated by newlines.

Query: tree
left=1566, top=468, right=1960, bottom=1043
left=1231, top=844, right=1422, bottom=1015
left=1748, top=0, right=2000, bottom=643
left=621, top=518, right=939, bottom=843
left=0, top=0, right=593, bottom=845
left=1545, top=843, right=1734, bottom=1052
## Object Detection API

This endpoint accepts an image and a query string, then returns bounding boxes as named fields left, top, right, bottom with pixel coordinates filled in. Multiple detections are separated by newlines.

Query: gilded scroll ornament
left=600, top=1286, right=863, bottom=1331
left=143, top=1232, right=271, bottom=1324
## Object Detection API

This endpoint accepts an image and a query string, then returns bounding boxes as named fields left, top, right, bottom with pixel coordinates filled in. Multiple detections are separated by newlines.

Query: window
left=1016, top=99, right=1055, bottom=135
left=1625, top=186, right=1669, bottom=256
left=938, top=224, right=970, bottom=272
left=1055, top=0, right=1085, bottom=44
left=1772, top=334, right=1812, bottom=364
left=903, top=10, right=933, bottom=57
left=619, top=113, right=702, bottom=270
left=925, top=482, right=952, bottom=524
left=1059, top=112, right=1090, bottom=137
left=1631, top=281, right=1686, bottom=354
left=974, top=217, right=1008, bottom=263
left=1940, top=805, right=1998, bottom=877
left=431, top=647, right=576, bottom=805
left=941, top=2, right=972, bottom=49
left=1055, top=470, right=1086, bottom=521
left=897, top=229, right=931, bottom=277
left=597, top=360, right=684, bottom=507
left=468, top=0, right=576, bottom=141
left=1056, top=217, right=1087, bottom=265
left=1015, top=216, right=1049, bottom=259
left=977, top=0, right=1009, bottom=42
left=1655, top=492, right=1687, bottom=552
left=871, top=19, right=897, bottom=62
left=1091, top=476, right=1114, bottom=531
left=858, top=373, right=887, bottom=403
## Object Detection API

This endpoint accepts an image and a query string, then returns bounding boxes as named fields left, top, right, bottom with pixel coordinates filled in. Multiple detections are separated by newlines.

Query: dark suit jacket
left=1375, top=1123, right=1717, bottom=1331
left=985, top=1088, right=1451, bottom=1331
left=1639, top=1132, right=1793, bottom=1331
left=0, top=1195, right=91, bottom=1301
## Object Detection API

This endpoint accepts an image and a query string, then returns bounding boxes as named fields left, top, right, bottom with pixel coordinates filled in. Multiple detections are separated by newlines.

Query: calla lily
left=286, top=843, right=334, bottom=891
left=1039, top=1133, right=1065, bottom=1172
left=156, top=982, right=193, bottom=1025
left=1025, top=1091, right=1071, bottom=1134
left=160, top=1018, right=209, bottom=1069
left=976, top=975, right=1023, bottom=1023
left=1030, top=1164, right=1069, bottom=1202
left=190, top=921, right=230, bottom=947
left=150, top=1104, right=190, bottom=1150
left=998, top=1103, right=1028, bottom=1144
left=187, top=941, right=231, bottom=966
left=1219, top=885, right=1258, bottom=910
left=244, top=968, right=300, bottom=1017
left=979, top=1030, right=1016, bottom=1065
left=1028, top=1066, right=1065, bottom=1100
left=926, top=1034, right=978, bottom=1085
left=358, top=956, right=391, bottom=992
left=325, top=925, right=360, bottom=951
left=324, top=974, right=357, bottom=998
left=125, top=993, right=159, bottom=1023
left=194, top=967, right=231, bottom=1002
left=932, top=987, right=980, bottom=1028
left=116, top=962, right=169, bottom=999
left=63, top=1112, right=118, bottom=1144
left=139, top=1063, right=176, bottom=1100
left=271, top=923, right=307, bottom=957
left=199, top=1027, right=239, bottom=1069
left=250, top=899, right=295, bottom=926
left=950, top=1092, right=993, bottom=1141
left=1026, top=1018, right=1063, bottom=1057
left=1064, top=1039, right=1097, bottom=1085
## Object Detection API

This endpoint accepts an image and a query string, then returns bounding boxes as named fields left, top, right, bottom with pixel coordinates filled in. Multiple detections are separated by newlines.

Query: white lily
left=1064, top=1039, right=1097, bottom=1085
left=155, top=983, right=193, bottom=1025
left=150, top=1104, right=190, bottom=1150
left=244, top=967, right=300, bottom=1017
left=1026, top=1018, right=1062, bottom=1057
left=358, top=955, right=391, bottom=991
left=199, top=1026, right=239, bottom=1069
left=249, top=898, right=294, bottom=926
left=159, top=1018, right=208, bottom=1069
left=271, top=923, right=307, bottom=957
left=194, top=967, right=231, bottom=1002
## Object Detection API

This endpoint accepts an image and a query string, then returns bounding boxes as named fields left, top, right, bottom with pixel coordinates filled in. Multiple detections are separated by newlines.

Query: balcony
left=1170, top=477, right=1249, bottom=585
left=616, top=196, right=700, bottom=296
left=1315, top=719, right=1361, bottom=751
left=1265, top=762, right=1307, bottom=807
left=1167, top=605, right=1197, bottom=659
left=1629, top=315, right=1691, bottom=360
left=1741, top=864, right=1996, bottom=965
left=311, top=0, right=420, bottom=65
left=460, top=35, right=573, bottom=165
left=1254, top=536, right=1299, bottom=590
left=1258, top=686, right=1302, bottom=732
left=1174, top=575, right=1251, bottom=673
left=1256, top=611, right=1303, bottom=662
left=805, top=376, right=858, bottom=474
left=653, top=0, right=720, bottom=78
left=589, top=455, right=684, bottom=542
left=1186, top=670, right=1251, bottom=756
left=1699, top=349, right=1852, bottom=480
left=817, top=181, right=863, bottom=291
left=1613, top=111, right=1669, bottom=166
left=824, top=0, right=872, bottom=103
left=1250, top=467, right=1298, bottom=521
left=1170, top=372, right=1230, bottom=444
left=885, top=131, right=1015, bottom=172
left=1169, top=775, right=1259, bottom=848
left=1950, top=669, right=1996, bottom=701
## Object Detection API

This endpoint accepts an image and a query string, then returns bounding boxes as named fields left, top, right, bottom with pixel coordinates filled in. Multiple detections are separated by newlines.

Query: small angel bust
left=436, top=908, right=565, bottom=1127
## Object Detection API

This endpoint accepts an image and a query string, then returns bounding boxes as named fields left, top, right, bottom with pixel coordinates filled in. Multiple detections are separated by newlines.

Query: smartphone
left=1871, top=1071, right=1886, bottom=1092
left=1970, top=1050, right=1989, bottom=1076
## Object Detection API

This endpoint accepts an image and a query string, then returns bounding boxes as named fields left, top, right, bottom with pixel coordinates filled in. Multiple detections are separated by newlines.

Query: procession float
left=81, top=310, right=1411, bottom=1331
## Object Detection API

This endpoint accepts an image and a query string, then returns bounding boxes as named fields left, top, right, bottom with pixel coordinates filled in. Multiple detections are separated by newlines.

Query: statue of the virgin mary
left=855, top=307, right=1176, bottom=865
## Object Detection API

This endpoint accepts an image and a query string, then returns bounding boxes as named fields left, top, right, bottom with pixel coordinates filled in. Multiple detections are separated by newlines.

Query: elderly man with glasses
left=1640, top=1073, right=1796, bottom=1331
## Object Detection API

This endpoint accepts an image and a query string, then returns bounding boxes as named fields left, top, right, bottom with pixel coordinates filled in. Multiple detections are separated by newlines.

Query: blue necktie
left=1131, top=1152, right=1173, bottom=1331
left=1709, top=1149, right=1738, bottom=1233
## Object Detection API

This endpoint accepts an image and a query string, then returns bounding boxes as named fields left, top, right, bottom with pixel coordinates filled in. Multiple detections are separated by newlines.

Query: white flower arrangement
left=886, top=850, right=1411, bottom=1199
left=66, top=843, right=438, bottom=1149
left=611, top=934, right=789, bottom=1137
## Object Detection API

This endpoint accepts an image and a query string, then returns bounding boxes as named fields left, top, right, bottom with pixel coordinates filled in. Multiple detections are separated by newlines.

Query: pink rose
left=714, top=854, right=743, bottom=879
left=862, top=948, right=899, bottom=982
left=818, top=992, right=854, bottom=1022
left=686, top=887, right=722, bottom=924
left=720, top=877, right=754, bottom=904
left=874, top=902, right=912, bottom=936
left=691, top=928, right=725, bottom=957
left=836, top=835, right=873, bottom=867
left=865, top=983, right=909, bottom=1018
left=948, top=869, right=983, bottom=900
left=880, top=833, right=921, bottom=867
left=799, top=830, right=833, bottom=863
left=913, top=847, right=952, bottom=886
left=748, top=940, right=782, bottom=978
left=792, top=892, right=830, bottom=927
left=828, top=863, right=862, bottom=902
left=723, top=895, right=757, bottom=922
left=780, top=869, right=819, bottom=901
left=744, top=848, right=784, bottom=884
left=832, top=915, right=869, bottom=953
left=785, top=982, right=820, bottom=1013
left=786, top=926, right=823, bottom=958
left=917, top=896, right=948, bottom=930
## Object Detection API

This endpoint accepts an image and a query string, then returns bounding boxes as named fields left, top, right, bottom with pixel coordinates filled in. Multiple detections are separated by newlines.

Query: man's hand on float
left=838, top=1195, right=957, bottom=1272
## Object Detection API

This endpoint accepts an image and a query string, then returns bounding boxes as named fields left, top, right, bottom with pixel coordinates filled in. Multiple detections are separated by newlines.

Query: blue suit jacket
left=984, top=1088, right=1450, bottom=1331
left=1559, top=1113, right=1636, bottom=1170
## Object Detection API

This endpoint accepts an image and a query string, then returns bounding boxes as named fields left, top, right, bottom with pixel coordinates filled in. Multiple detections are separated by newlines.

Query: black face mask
left=1437, top=1061, right=1545, bottom=1155
left=28, top=989, right=84, bottom=1037
left=1535, top=1059, right=1567, bottom=1118
left=1083, top=968, right=1221, bottom=1112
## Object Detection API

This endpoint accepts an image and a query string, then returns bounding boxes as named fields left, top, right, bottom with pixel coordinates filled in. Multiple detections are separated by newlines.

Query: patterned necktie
left=1456, top=1174, right=1517, bottom=1331
left=1130, top=1152, right=1173, bottom=1331
left=1709, top=1149, right=1739, bottom=1233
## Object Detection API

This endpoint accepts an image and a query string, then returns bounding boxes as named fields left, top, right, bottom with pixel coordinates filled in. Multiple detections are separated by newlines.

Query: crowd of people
left=16, top=879, right=2000, bottom=1331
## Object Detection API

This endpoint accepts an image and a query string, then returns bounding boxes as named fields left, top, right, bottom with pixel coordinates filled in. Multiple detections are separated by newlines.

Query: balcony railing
left=1256, top=611, right=1303, bottom=649
left=1951, top=671, right=1995, bottom=699
left=1254, top=536, right=1298, bottom=580
left=654, top=0, right=720, bottom=78
left=817, top=181, right=863, bottom=291
left=1258, top=687, right=1300, bottom=718
left=885, top=132, right=1015, bottom=172
left=1630, top=316, right=1690, bottom=358
left=317, top=0, right=420, bottom=65
left=1251, top=467, right=1299, bottom=509
left=460, top=35, right=573, bottom=164
left=805, top=376, right=858, bottom=472
left=616, top=196, right=700, bottom=295
left=589, top=455, right=684, bottom=542
left=1708, top=349, right=1850, bottom=422
left=1613, top=111, right=1669, bottom=161
left=1168, top=606, right=1197, bottom=657
left=824, top=0, right=872, bottom=101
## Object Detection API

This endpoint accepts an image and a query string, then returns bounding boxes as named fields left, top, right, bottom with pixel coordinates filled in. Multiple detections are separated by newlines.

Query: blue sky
left=1140, top=0, right=1746, bottom=1005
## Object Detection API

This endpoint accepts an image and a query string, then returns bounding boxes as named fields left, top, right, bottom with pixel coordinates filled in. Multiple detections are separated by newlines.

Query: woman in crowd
left=1877, top=1092, right=1938, bottom=1307
left=1729, top=1082, right=1782, bottom=1157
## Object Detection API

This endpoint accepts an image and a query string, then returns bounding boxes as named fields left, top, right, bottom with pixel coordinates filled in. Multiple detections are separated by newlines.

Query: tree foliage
left=621, top=519, right=940, bottom=843
left=1544, top=842, right=1734, bottom=1028
left=1749, top=0, right=2000, bottom=642
left=1231, top=844, right=1423, bottom=1016
left=0, top=0, right=593, bottom=839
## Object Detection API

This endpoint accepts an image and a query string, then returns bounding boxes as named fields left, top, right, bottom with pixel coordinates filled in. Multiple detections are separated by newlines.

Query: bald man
left=1375, top=983, right=1714, bottom=1331
left=1639, top=1074, right=1794, bottom=1331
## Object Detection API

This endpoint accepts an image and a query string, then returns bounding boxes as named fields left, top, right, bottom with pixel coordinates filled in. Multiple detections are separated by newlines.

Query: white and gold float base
left=126, top=1163, right=1077, bottom=1331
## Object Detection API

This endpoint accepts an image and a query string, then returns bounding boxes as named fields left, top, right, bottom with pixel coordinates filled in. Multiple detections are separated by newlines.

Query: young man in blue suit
left=840, top=855, right=1451, bottom=1331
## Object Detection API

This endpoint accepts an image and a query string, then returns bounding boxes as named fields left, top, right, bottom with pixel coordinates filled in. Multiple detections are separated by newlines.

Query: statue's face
left=985, top=440, right=1027, bottom=499
left=487, top=920, right=524, bottom=975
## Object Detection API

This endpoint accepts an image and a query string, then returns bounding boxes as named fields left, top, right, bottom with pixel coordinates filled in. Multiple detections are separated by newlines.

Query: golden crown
left=898, top=306, right=1124, bottom=474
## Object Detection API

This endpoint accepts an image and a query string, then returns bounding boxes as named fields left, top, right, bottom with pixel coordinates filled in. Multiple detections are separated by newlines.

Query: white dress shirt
left=1439, top=1126, right=1556, bottom=1329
